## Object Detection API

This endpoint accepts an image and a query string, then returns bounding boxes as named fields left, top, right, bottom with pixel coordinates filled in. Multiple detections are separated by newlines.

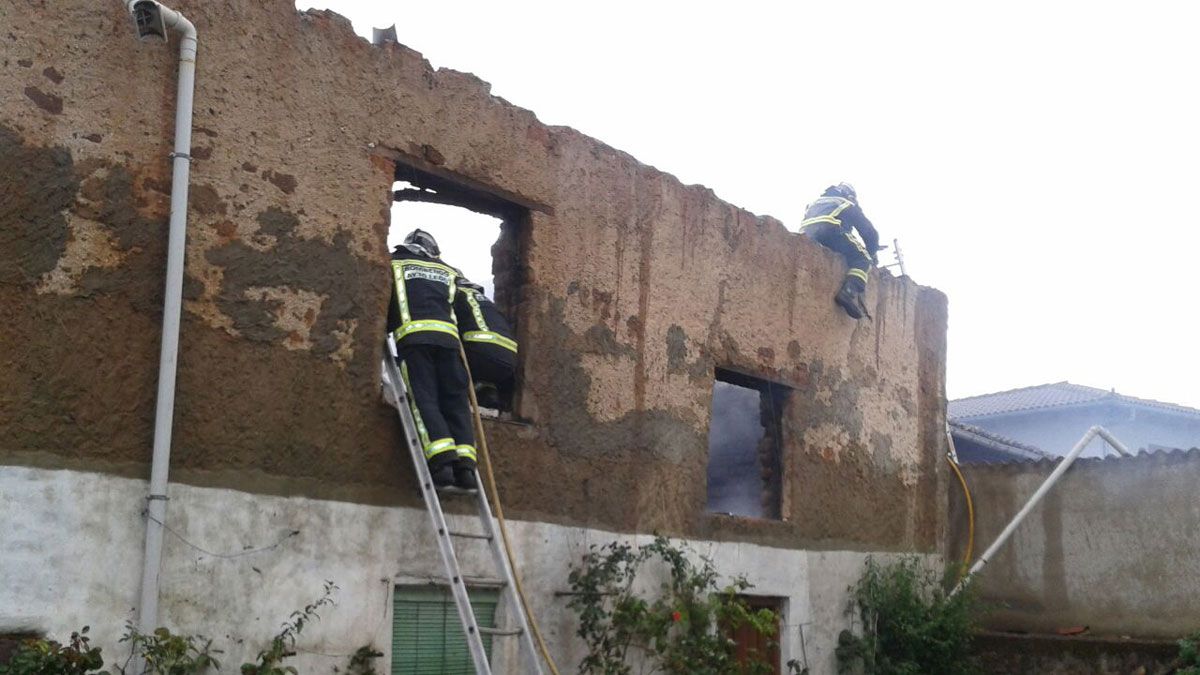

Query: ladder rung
left=460, top=576, right=507, bottom=588
left=477, top=626, right=523, bottom=637
left=448, top=530, right=493, bottom=541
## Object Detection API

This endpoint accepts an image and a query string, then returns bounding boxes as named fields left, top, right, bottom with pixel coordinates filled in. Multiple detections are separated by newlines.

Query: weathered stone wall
left=950, top=450, right=1200, bottom=637
left=0, top=0, right=947, bottom=552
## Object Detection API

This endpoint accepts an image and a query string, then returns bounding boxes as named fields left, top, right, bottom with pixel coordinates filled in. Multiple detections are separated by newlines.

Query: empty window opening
left=391, top=184, right=503, bottom=296
left=389, top=161, right=529, bottom=413
left=391, top=162, right=527, bottom=312
left=706, top=369, right=787, bottom=520
left=392, top=585, right=499, bottom=673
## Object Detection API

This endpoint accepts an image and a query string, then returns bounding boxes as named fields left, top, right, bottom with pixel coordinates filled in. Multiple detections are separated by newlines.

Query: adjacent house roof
left=949, top=382, right=1200, bottom=420
left=949, top=421, right=1057, bottom=462
left=963, top=446, right=1200, bottom=469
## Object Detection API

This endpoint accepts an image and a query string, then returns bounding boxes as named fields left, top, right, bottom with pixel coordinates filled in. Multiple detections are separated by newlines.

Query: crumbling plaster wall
left=0, top=0, right=947, bottom=552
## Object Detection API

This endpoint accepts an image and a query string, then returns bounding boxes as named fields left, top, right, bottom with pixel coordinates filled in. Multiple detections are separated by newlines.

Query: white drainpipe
left=123, top=0, right=198, bottom=635
left=1095, top=426, right=1133, bottom=457
left=952, top=425, right=1109, bottom=596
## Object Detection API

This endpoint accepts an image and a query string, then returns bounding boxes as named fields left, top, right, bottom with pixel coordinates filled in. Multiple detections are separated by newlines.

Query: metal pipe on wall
left=122, top=0, right=198, bottom=635
left=952, top=425, right=1107, bottom=596
left=1096, top=427, right=1133, bottom=457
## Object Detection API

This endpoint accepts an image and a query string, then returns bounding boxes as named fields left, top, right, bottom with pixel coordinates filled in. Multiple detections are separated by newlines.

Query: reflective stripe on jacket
left=800, top=196, right=856, bottom=229
left=388, top=249, right=460, bottom=348
left=454, top=286, right=518, bottom=357
left=800, top=194, right=881, bottom=259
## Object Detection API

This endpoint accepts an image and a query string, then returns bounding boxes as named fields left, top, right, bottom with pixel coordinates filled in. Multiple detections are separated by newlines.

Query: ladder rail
left=383, top=343, right=494, bottom=675
left=472, top=470, right=546, bottom=675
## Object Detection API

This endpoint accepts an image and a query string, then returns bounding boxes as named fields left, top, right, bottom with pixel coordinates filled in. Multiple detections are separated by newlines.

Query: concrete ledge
left=974, top=630, right=1179, bottom=675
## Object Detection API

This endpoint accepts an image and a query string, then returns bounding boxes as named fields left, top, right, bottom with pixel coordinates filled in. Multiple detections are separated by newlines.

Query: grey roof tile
left=959, top=446, right=1200, bottom=468
left=949, top=421, right=1056, bottom=462
left=949, top=381, right=1200, bottom=419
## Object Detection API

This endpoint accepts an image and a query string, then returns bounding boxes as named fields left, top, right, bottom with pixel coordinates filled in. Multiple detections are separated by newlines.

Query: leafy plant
left=1176, top=631, right=1200, bottom=674
left=1, top=584, right=348, bottom=675
left=343, top=646, right=383, bottom=675
left=240, top=580, right=339, bottom=675
left=567, top=535, right=779, bottom=675
left=836, top=556, right=980, bottom=675
left=0, top=628, right=107, bottom=675
left=115, top=623, right=221, bottom=675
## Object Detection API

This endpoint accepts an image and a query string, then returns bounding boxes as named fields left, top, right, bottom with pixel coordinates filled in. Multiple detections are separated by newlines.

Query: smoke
left=706, top=380, right=768, bottom=518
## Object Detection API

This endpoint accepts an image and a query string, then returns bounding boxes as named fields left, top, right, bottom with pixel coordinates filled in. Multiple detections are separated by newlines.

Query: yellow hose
left=458, top=344, right=562, bottom=675
left=946, top=454, right=975, bottom=585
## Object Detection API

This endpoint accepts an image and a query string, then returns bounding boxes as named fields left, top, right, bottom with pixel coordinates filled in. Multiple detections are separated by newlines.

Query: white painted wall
left=0, top=466, right=930, bottom=674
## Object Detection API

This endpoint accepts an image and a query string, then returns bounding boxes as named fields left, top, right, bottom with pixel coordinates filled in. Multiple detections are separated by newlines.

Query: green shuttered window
left=392, top=586, right=499, bottom=675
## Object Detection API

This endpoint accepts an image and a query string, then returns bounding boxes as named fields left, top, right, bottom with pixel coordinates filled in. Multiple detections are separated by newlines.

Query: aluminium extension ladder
left=382, top=338, right=545, bottom=675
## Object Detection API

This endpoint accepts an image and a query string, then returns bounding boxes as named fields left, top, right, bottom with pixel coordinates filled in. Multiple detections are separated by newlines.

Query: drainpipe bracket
left=146, top=494, right=170, bottom=501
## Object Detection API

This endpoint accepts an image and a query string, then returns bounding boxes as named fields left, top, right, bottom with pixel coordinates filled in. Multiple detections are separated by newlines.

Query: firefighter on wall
left=387, top=229, right=478, bottom=492
left=454, top=279, right=518, bottom=410
left=800, top=182, right=881, bottom=320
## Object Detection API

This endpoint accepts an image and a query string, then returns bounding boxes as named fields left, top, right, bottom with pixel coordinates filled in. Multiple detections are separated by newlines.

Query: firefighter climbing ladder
left=382, top=338, right=545, bottom=675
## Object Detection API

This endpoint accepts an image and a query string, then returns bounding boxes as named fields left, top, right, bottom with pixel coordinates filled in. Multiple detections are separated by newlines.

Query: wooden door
left=729, top=596, right=782, bottom=675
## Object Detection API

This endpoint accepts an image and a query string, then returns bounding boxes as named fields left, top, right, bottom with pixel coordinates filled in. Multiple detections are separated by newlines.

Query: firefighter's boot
left=475, top=382, right=501, bottom=410
left=430, top=463, right=458, bottom=491
left=835, top=274, right=866, bottom=320
left=453, top=462, right=479, bottom=493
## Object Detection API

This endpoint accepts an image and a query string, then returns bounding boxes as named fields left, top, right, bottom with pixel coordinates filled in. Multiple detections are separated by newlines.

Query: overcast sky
left=310, top=1, right=1200, bottom=409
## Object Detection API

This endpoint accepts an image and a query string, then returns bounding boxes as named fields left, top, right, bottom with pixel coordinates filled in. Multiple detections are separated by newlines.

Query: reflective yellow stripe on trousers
left=455, top=444, right=478, bottom=462
left=425, top=437, right=457, bottom=461
left=399, top=361, right=431, bottom=449
left=842, top=231, right=870, bottom=258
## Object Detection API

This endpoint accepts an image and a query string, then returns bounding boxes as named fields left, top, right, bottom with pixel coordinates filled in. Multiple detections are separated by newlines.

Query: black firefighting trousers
left=396, top=344, right=477, bottom=470
left=803, top=222, right=872, bottom=290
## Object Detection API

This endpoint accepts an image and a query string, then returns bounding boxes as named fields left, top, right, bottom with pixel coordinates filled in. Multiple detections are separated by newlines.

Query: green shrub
left=836, top=556, right=980, bottom=675
left=116, top=623, right=221, bottom=675
left=0, top=627, right=107, bottom=675
left=1, top=583, right=343, bottom=675
left=240, top=580, right=338, bottom=675
left=344, top=646, right=383, bottom=675
left=567, top=535, right=779, bottom=675
left=1177, top=631, right=1200, bottom=674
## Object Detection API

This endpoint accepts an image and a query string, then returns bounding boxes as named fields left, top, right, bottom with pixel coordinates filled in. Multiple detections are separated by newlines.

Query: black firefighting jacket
left=387, top=245, right=460, bottom=349
left=800, top=193, right=880, bottom=260
left=453, top=284, right=517, bottom=367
